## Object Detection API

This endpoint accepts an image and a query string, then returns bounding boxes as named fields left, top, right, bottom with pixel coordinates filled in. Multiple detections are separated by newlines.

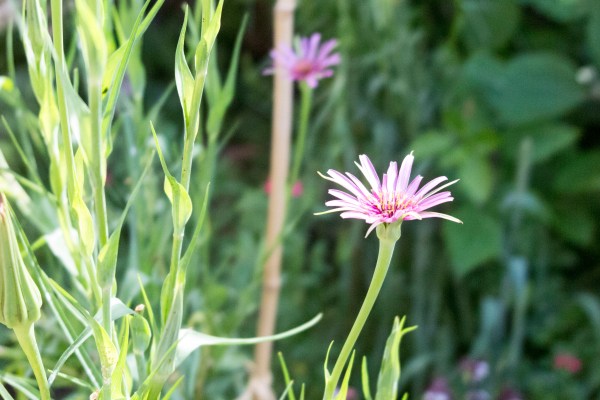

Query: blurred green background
left=1, top=0, right=600, bottom=398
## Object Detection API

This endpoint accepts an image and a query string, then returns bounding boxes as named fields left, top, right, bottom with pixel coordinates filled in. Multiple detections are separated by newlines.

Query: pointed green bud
left=0, top=194, right=42, bottom=329
left=131, top=304, right=152, bottom=355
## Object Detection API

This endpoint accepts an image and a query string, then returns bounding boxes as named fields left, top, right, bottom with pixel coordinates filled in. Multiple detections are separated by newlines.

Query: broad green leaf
left=458, top=155, right=493, bottom=205
left=492, top=53, right=584, bottom=126
left=443, top=207, right=502, bottom=277
left=409, top=132, right=454, bottom=159
left=461, top=0, right=520, bottom=50
left=503, top=124, right=579, bottom=163
left=173, top=314, right=322, bottom=369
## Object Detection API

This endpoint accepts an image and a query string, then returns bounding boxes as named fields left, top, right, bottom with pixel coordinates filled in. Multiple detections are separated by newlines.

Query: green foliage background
left=1, top=0, right=600, bottom=398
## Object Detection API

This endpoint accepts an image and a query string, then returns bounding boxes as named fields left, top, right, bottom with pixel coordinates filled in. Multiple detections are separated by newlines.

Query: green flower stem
left=13, top=324, right=50, bottom=400
left=288, top=82, right=313, bottom=192
left=323, top=229, right=399, bottom=400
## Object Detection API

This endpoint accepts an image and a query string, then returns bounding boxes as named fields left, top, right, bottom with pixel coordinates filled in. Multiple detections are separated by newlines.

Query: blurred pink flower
left=264, top=179, right=303, bottom=198
left=318, top=153, right=461, bottom=236
left=333, top=386, right=359, bottom=400
left=423, top=377, right=452, bottom=400
left=498, top=387, right=524, bottom=400
left=553, top=352, right=582, bottom=373
left=459, top=357, right=489, bottom=383
left=264, top=33, right=340, bottom=88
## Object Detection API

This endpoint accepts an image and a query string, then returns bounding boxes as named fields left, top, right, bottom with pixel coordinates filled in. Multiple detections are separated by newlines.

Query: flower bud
left=0, top=194, right=42, bottom=329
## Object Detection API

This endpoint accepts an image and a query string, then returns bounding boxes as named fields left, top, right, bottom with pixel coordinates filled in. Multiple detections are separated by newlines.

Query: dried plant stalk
left=241, top=0, right=296, bottom=399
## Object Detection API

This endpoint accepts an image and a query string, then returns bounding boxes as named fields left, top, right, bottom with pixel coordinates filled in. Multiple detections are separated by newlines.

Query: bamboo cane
left=240, top=0, right=296, bottom=399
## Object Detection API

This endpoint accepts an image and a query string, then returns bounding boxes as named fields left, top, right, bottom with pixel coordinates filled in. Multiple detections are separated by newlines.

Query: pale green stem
left=91, top=81, right=111, bottom=337
left=50, top=0, right=103, bottom=309
left=323, top=235, right=398, bottom=400
left=13, top=324, right=51, bottom=400
left=288, top=83, right=313, bottom=192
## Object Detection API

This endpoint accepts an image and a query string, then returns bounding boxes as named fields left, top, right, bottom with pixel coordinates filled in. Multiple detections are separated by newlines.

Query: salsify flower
left=264, top=33, right=341, bottom=88
left=318, top=153, right=462, bottom=237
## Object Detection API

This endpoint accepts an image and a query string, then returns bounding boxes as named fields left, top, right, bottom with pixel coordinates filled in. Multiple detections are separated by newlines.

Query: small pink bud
left=553, top=352, right=582, bottom=373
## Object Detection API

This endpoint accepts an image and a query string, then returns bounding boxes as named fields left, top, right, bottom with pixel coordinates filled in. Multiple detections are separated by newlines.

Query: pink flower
left=264, top=179, right=303, bottom=198
left=459, top=357, right=490, bottom=383
left=264, top=33, right=340, bottom=88
left=318, top=153, right=461, bottom=237
left=423, top=377, right=452, bottom=400
left=553, top=352, right=582, bottom=373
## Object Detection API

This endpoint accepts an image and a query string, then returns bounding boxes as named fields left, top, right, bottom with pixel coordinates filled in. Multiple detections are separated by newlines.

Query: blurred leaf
left=0, top=382, right=15, bottom=400
left=458, top=155, right=494, bottom=204
left=493, top=53, right=584, bottom=126
left=443, top=207, right=503, bottom=277
left=461, top=0, right=520, bottom=50
left=503, top=124, right=579, bottom=163
left=554, top=150, right=600, bottom=192
left=522, top=0, right=589, bottom=22
left=577, top=293, right=600, bottom=342
left=462, top=52, right=505, bottom=98
left=410, top=131, right=454, bottom=159
left=588, top=2, right=600, bottom=68
left=552, top=207, right=595, bottom=246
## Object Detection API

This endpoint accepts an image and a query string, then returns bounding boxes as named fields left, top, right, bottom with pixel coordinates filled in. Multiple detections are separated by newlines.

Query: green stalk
left=13, top=324, right=50, bottom=400
left=323, top=223, right=400, bottom=400
left=288, top=83, right=313, bottom=191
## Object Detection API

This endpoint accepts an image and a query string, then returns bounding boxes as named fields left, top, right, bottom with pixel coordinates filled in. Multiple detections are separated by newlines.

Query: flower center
left=292, top=60, right=314, bottom=78
left=376, top=193, right=414, bottom=219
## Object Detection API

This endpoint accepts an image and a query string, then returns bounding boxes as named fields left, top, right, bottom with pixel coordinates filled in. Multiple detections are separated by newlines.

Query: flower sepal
left=376, top=221, right=402, bottom=242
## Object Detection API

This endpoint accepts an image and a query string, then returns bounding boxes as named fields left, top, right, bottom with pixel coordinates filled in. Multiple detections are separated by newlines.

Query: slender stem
left=288, top=83, right=312, bottom=191
left=13, top=324, right=51, bottom=400
left=89, top=81, right=109, bottom=249
left=249, top=1, right=295, bottom=397
left=323, top=236, right=398, bottom=400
